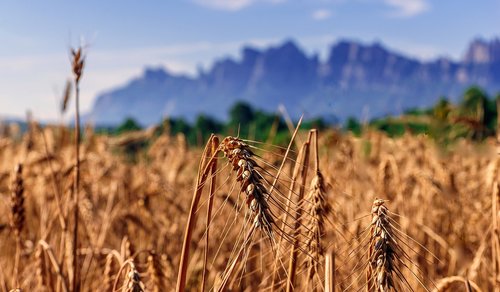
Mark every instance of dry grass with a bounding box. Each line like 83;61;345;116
0;117;497;291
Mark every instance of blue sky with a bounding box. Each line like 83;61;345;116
1;0;499;120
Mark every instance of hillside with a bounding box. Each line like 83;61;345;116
88;38;500;125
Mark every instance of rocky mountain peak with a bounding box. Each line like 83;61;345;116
464;37;500;64
88;38;500;126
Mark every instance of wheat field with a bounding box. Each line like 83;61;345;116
0;47;497;292
0;120;498;291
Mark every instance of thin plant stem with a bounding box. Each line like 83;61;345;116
201;137;220;292
286;131;312;292
176;134;219;292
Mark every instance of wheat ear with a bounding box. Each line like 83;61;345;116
219;136;275;236
103;253;115;292
366;199;396;291
113;260;145;292
10;163;25;289
432;276;481;292
305;129;332;290
124;262;145;292
147;251;164;292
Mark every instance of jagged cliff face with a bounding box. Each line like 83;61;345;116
88;38;500;126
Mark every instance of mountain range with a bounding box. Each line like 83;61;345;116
88;37;500;126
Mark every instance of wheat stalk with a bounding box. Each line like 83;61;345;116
201;138;218;292
35;243;48;291
286;132;311;292
325;249;335;292
38;240;69;292
176;134;219;292
492;105;500;291
70;45;85;292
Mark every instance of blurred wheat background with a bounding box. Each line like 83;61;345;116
0;111;498;291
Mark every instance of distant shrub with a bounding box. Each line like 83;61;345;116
116;117;142;135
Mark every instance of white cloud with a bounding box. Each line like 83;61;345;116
312;9;332;21
195;0;253;11
194;0;285;11
0;34;341;120
0;38;281;120
383;39;443;60
384;0;429;17
0;50;203;120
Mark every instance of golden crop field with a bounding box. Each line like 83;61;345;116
0;48;498;292
0;121;498;291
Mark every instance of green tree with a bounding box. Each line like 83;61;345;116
169;118;192;135
458;86;494;139
460;87;488;120
345;117;362;136
252;111;287;143
433;97;452;121
193;114;223;144
116;117;142;135
302;118;327;131
228;101;255;137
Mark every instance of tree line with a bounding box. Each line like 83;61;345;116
114;86;500;145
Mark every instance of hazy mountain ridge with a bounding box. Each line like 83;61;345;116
89;38;500;125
